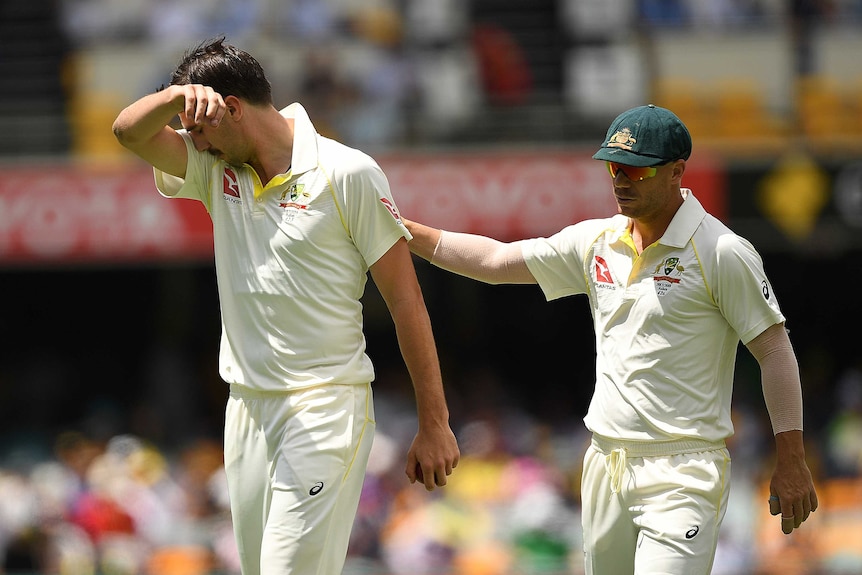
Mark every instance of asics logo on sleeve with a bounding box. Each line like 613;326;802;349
309;482;324;496
685;526;700;539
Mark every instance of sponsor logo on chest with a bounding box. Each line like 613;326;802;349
594;255;616;290
592;254;688;296
223;168;241;204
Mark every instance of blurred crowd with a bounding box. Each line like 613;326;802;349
6;0;862;158
50;0;862;155
0;360;860;575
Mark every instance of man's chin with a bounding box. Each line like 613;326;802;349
210;151;237;166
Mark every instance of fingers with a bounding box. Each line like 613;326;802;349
801;497;812;523
423;463;452;491
768;494;780;516
770;493;817;534
781;515;795;535
405;459;456;491
405;458;421;484
179;84;226;128
405;430;460;491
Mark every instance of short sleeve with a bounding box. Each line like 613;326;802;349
522;224;591;301
712;233;785;344
331;151;409;267
153;131;213;210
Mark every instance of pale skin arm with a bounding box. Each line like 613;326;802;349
402;218;442;261
746;323;819;534
112;84;227;177
369;237;460;491
402;218;535;284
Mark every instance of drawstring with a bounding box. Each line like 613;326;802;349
605;447;627;494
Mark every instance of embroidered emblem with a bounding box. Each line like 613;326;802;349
279;183;310;209
653;257;686;296
606;128;637;150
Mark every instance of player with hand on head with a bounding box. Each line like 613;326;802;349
402;104;817;574
112;37;459;575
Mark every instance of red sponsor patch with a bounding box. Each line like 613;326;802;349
223;168;240;198
595;255;614;284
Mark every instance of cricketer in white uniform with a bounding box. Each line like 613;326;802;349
153;103;396;573
402;105;818;574
112;38;459;575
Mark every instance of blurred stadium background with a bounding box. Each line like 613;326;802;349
1;0;861;574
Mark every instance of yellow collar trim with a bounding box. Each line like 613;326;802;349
252;170;292;199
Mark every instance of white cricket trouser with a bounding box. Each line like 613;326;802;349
224;382;375;575
581;434;731;575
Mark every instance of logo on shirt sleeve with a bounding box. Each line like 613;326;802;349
379;197;402;223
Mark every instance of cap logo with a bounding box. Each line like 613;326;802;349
606;127;637;150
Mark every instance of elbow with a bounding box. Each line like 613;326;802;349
111;111;144;149
112;118;132;147
111;119;128;146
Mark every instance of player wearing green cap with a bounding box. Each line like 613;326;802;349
402;104;818;574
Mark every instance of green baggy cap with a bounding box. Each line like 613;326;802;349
592;104;692;167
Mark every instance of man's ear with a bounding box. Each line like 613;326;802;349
225;95;243;120
673;159;687;182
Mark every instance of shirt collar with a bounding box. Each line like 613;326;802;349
279;102;318;175
611;188;706;249
659;188;706;248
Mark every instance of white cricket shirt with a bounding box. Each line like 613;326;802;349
522;190;784;442
154;103;409;391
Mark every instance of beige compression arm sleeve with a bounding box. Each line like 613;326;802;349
430;230;536;285
746;323;804;434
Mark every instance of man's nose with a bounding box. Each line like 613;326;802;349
613;171;632;186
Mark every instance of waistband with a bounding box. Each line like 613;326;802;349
591;434;726;458
229;382;371;398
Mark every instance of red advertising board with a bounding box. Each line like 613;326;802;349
0;164;214;265
0;151;723;265
378;150;724;240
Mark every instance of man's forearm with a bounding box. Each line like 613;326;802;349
403;219;534;285
747;323;803;434
403;219;441;261
392;300;449;423
112;87;182;147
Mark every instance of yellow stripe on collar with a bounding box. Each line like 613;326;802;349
620;225;637;253
252;170;292;199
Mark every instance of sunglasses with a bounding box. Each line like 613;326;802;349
605;161;661;182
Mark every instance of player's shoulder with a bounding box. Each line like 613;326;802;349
693;213;763;273
564;214;627;242
695;212;750;249
317;135;382;178
529;214;623;255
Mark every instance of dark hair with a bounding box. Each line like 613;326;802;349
169;36;272;105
